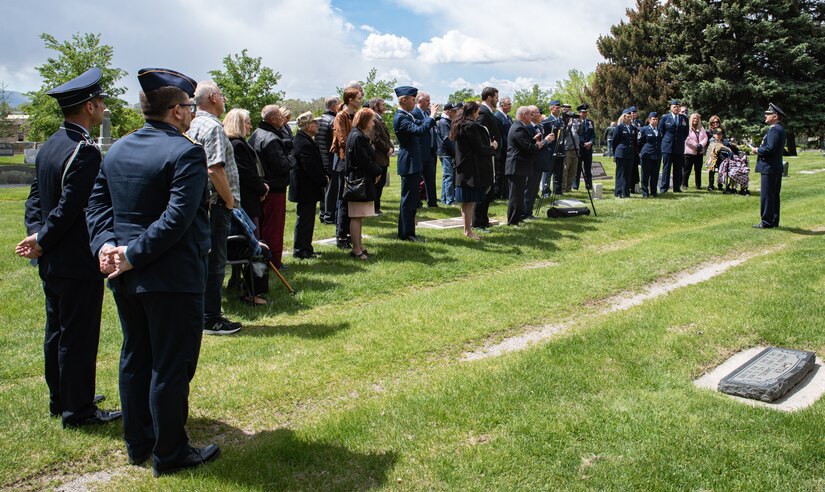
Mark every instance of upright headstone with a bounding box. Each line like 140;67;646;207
24;148;39;164
719;347;816;402
591;161;610;180
0;143;13;156
99;109;112;147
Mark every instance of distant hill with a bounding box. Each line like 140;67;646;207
1;90;30;109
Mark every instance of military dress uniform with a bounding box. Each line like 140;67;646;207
638;112;662;197
411;104;439;207
658;101;689;193
540;107;563;196
393;86;434;240
575;104;595;190
86;68;215;475
612;110;635;198
754;103;787;228
22;68;119;427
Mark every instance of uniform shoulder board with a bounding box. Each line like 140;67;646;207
181;132;201;146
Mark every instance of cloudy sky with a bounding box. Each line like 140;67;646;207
3;0;636;105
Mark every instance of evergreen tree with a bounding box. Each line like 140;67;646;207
586;0;673;129
0;82;13;139
664;0;825;140
23;33;128;141
209;49;283;127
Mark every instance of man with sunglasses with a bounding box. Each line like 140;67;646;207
87;68;220;476
17;67;122;428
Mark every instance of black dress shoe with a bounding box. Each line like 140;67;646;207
51;394;107;418
752;223;773;229
129;450;153;466
154;444;221;477
63;409;123;428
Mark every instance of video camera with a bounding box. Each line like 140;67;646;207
561;111;580;122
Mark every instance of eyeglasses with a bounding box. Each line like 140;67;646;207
169;103;197;113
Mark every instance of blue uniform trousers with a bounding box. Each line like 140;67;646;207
615;157;634;197
760;173;782;227
43;275;103;423
398;172;421;238
641;156;661;197
660;153;684;192
422;157;437;207
113;290;204;467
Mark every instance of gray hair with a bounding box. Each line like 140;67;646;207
261;104;281;122
367;98;384;110
515;106;531;119
193;80;220;107
500;96;512;106
325;96;340;110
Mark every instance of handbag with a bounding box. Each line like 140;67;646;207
342;173;367;200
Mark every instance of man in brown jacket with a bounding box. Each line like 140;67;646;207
368;98;394;215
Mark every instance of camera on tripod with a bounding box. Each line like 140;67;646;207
561;111;580;122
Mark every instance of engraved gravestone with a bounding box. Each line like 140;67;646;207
0;143;13;156
719;347;816;402
590;161;610;180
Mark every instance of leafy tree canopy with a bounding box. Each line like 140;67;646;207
209;49;283;127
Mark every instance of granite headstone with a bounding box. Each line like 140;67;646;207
719;347;816;402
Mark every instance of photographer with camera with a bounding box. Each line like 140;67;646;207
559;104;580;194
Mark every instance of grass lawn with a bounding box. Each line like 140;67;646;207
0;154;26;165
1;153;824;490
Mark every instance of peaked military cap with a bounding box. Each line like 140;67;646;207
764;102;786;118
577;103;589;111
46;67;107;109
137;68;197;97
394;86;417;98
548;99;561;107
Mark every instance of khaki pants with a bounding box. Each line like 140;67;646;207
563;149;578;192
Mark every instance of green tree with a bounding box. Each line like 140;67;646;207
585;0;672;129
512;84;552;110
551;70;595;110
447;88;478;103
281;97;326;117
664;0;825;140
23;32;128;141
114;106;145;137
337;68;399;142
209;49;284;126
0;82;13;138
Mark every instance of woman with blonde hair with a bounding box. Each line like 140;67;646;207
683;112;708;190
344;108;383;259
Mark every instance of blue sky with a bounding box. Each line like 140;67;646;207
3;0;636;105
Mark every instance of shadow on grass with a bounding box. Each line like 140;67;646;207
188;419;398;490
781;227;825;236
241;321;351;339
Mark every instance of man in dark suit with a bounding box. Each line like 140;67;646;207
86;68;219;476
658;99;689;193
290;112;327;258
16;68;122;428
393;86;437;241
524;105;553;218
506;106;554;226
750;103;787;228
575;103;596;191
494;96;513;198
474;87;503;230
411;91;439;207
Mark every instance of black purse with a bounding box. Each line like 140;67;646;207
342;172;367;200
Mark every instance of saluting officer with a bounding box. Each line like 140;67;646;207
638;112;662;197
16;68;122;428
86;68;219;476
658;99;689;193
575;103;595;191
393;86;437;242
750;103;787;228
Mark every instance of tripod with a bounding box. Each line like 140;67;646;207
534;116;597;217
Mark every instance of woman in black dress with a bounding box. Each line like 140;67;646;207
449;101;497;240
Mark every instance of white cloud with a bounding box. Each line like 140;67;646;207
378;68;412;84
362;33;415;60
447;77;473;89
360;24;379;34
418;30;540;64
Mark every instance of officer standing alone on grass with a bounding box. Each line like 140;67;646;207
16;67;122;428
750;103;787;229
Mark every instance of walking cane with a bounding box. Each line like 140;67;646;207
268;261;295;294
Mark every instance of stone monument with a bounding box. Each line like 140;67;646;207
718;347;816;402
